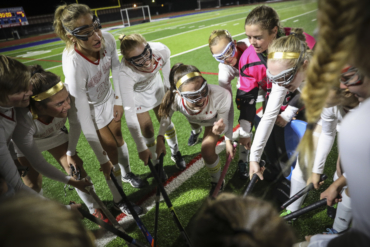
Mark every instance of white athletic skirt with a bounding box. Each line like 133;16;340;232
134;73;165;113
15;130;68;157
90;92;115;130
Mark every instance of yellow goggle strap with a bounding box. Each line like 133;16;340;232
268;52;300;59
209;30;231;44
31;81;65;102
176;72;202;90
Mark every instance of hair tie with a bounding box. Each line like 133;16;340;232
306;123;315;130
31;69;43;77
233;228;254;238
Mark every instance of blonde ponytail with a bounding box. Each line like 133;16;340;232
53;3;92;50
297;0;362;172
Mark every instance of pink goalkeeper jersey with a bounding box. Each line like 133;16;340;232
238;27;316;94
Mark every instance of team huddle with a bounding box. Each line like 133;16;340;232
1;1;370;247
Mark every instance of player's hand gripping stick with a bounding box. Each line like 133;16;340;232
147;156;193;247
281;174;328;210
283;198;328;221
77;207;148;247
110;172;156;247
243;160;266;197
211;142;237;198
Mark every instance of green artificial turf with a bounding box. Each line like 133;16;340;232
4;1;340;246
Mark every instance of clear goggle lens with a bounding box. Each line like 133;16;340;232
340;67;363;86
127;44;153;67
68;16;101;41
212;42;236;63
180;81;209;103
266;67;297;86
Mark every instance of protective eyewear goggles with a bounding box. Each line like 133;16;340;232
212;41;236;63
340;66;363;86
63;15;101;41
180;80;209;104
126;44;153;67
266;67;297;86
266;43;305;86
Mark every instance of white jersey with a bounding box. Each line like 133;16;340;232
218;38;250;91
158;84;233;140
0;106;69;193
250;83;301;162
312;105;352;174
63;31;121;164
13;95;81;157
339;99;370;239
119;42;171;152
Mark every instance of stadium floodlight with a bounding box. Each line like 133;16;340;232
120;5;151;27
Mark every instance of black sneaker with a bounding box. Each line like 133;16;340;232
188;128;202;146
122;172;149;188
114;200;143;215
155;163;168;183
209;180;225;197
237;160;249;180
171;151;186;170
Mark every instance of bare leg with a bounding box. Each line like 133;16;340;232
18;157;42;193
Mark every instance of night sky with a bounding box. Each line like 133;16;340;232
0;0;166;17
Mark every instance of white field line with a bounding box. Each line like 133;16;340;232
179;26;185;29
293;19;299;22
23;52;63;64
95;133;229;247
233;23;239;26
113;2;308;38
46;64;63;71
199;25;205;28
4;42;64;56
189;26;195;28
312;18;316;21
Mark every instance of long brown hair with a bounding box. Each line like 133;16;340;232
0;55;30;104
158;63;202;118
297;0;368;172
29;64;63;109
191;193;295;247
245;5;283;34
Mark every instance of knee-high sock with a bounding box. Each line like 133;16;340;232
117;142;131;177
165;122;178;155
145;136;158;165
38;188;43;196
191;126;202;134
333;190;352;232
287;159;307;212
205;156;221;183
238;145;249;163
105;164;123;203
75;175;98;214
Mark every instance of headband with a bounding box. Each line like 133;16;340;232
176;72;202;90
268;52;300;59
209;30;231;45
31;81;65;101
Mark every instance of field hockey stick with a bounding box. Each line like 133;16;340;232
147;156;193;247
243;160;266;197
153;155;164;247
281;174;328;210
211;142;237;198
77;207;148;247
110;172;156;247
283;198;328;221
86;186;123;230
